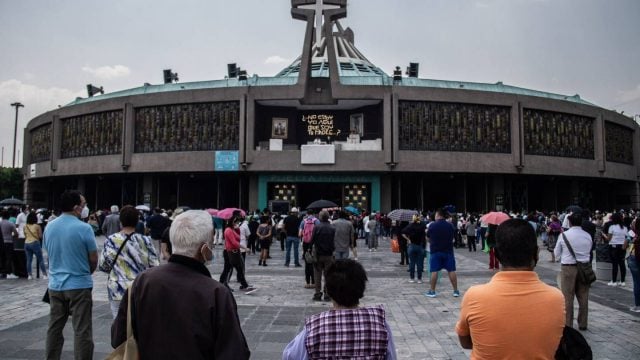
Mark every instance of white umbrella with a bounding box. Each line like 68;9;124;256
135;205;150;212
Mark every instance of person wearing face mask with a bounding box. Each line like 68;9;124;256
111;210;251;359
43;190;98;360
219;216;256;294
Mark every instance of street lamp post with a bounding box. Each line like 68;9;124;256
10;102;24;168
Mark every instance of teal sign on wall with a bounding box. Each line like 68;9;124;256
215;151;239;171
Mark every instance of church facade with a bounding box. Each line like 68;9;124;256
22;0;640;213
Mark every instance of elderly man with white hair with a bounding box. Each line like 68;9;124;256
102;205;122;237
111;210;250;359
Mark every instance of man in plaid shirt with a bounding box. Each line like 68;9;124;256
282;259;397;359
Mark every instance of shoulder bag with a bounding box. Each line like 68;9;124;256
105;288;139;360
555;325;592;360
562;233;596;286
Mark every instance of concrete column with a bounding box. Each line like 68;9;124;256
382;93;398;164
595;113;605;173
239;95;247;165
122;103;134;169
380;175;392;213
245;94;255;165
511;102;523;170
51;115;61;172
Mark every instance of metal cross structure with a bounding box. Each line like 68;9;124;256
10;102;24;168
297;0;343;46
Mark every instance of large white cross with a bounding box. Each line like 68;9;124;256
299;0;342;46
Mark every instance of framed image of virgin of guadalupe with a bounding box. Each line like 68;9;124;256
272;118;288;139
350;113;364;137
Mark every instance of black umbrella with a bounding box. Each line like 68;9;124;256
306;199;338;210
0;197;25;206
565;205;582;214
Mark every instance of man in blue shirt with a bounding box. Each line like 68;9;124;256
425;209;460;298
44;190;97;359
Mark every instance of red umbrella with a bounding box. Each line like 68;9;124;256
206;208;218;216
216;208;246;220
480;211;510;225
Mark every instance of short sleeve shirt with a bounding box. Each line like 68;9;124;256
456;271;564;359
44;214;97;291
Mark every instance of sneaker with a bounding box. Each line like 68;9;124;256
369;249;373;252
42;275;48;280
354;257;358;261
620;282;626;287
417;280;423;284
607;281;616;286
28;275;33;280
294;264;302;267
453;290;461;297
408;279;416;283
242;286;257;295
323;294;331;301
6;274;18;279
425;290;437;298
312;294;322;301
616;281;622;286
630;306;640;313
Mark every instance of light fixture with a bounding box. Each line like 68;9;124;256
238;69;248;81
406;62;419;78
227;63;238;78
86;84;104;97
393;66;402;82
163;69;179;84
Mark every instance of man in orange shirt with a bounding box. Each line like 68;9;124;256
455;218;565;359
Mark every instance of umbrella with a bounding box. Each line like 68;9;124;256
480;211;511;225
0;197;25;206
206;208;218;216
565;205;582;214
135;205;150;212
216;207;246;220
306;199;338;210
344;206;360;215
387;209;419;222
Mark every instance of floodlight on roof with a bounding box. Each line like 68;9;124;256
406;62;419;78
163;69;179;84
86;84;104;97
393;66;402;82
238;69;248;81
227;63;238;78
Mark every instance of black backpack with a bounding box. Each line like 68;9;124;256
555;326;592;360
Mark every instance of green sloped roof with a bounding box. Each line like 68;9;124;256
65;75;593;108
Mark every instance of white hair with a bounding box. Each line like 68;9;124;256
110;205;119;213
170;210;213;256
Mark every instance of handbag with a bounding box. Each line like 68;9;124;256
391;238;400;253
304;245;317;263
42;289;50;303
554;325;592;360
562;233;596;286
105;288;139;360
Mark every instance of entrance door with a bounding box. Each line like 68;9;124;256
296;183;343;210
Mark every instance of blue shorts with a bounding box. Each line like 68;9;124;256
430;251;456;272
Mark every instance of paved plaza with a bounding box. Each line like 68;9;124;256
1;236;639;359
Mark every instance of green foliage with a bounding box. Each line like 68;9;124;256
0;167;23;200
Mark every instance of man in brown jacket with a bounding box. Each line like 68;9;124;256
111;210;250;359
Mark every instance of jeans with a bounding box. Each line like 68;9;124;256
303;242;314;285
334;250;349;260
627;255;640;306
1;242;14;275
408;244;425;280
25;241;47;277
46;288;94;360
285;236;301;266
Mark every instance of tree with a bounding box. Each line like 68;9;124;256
0;167;23;200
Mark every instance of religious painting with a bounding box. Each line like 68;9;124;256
350;113;364;136
272;118;288;139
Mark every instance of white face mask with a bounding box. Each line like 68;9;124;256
80;206;90;219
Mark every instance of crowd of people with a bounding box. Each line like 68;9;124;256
2;191;640;359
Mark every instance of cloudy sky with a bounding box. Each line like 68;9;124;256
1;0;639;167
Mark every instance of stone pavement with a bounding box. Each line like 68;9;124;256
0;236;639;359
